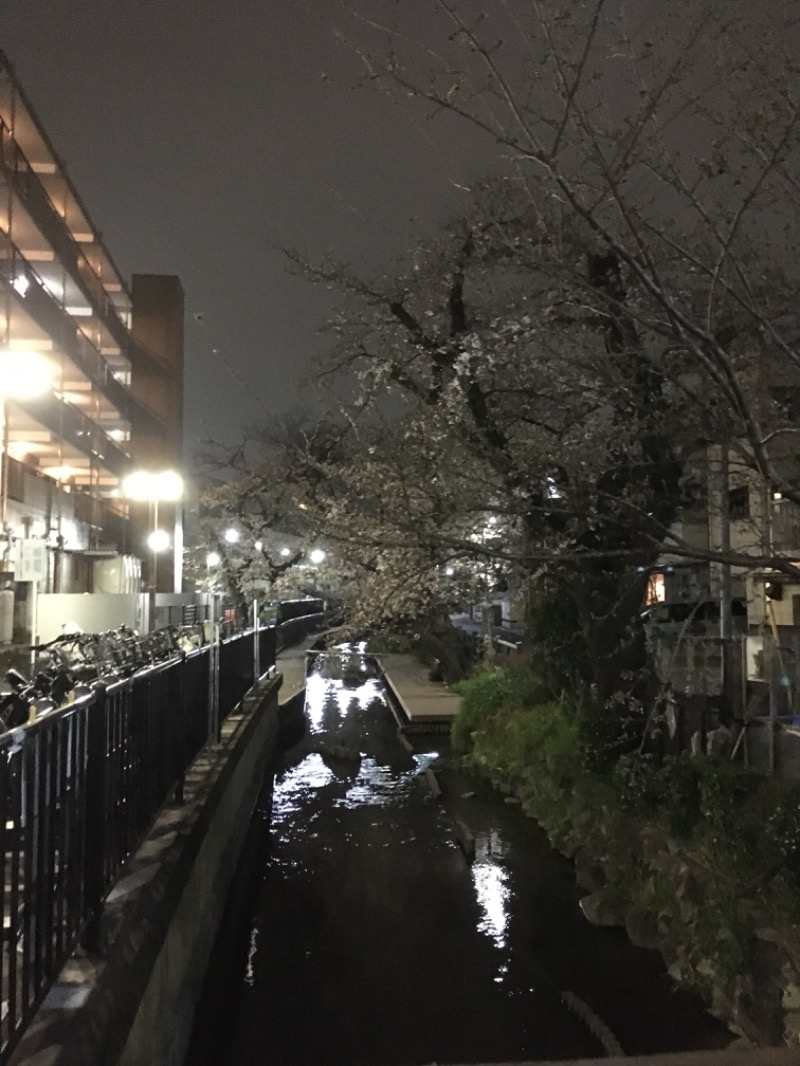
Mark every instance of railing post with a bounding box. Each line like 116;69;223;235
174;653;186;805
253;598;260;691
209;606;221;744
82;684;108;951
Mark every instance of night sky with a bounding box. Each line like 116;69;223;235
3;1;500;458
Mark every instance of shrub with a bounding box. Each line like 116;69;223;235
451;666;550;754
452;666;585;832
764;785;800;881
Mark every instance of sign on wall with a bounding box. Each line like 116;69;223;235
16;538;48;582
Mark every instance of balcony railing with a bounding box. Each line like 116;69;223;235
0;117;131;355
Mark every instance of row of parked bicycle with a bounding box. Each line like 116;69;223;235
0;622;208;732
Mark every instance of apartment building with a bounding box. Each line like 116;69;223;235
0;51;183;607
654;444;800;629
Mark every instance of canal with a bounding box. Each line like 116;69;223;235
184;643;732;1065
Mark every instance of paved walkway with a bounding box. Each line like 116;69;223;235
276;632;321;706
374;652;461;730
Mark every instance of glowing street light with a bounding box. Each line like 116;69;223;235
122;468;184;629
223;527;240;544
309;549;326;565
147;528;171;554
122;469;184;503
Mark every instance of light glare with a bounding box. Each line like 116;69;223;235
147;528;170;553
0;350;52;400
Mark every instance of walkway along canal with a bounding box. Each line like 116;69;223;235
184;643;732;1065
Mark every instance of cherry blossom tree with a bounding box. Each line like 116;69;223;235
334;0;800;505
206;0;800;716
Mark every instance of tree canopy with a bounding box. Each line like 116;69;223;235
203;0;800;704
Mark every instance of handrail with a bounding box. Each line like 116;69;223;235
0;224;168;439
0;627;276;1060
0;115;131;345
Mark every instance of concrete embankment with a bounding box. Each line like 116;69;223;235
375;651;461;731
10;673;282;1066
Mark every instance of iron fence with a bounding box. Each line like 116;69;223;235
1;697;91;1056
276;612;327;651
647;626;800;776
0;625;277;1061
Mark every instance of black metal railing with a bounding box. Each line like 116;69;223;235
1;697;90;1056
0;626;277;1060
276;612;327;651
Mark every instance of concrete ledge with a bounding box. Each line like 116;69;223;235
452;1052;800;1066
374;653;460;732
10;674;281;1066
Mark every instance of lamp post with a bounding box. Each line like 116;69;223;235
122;469;183;631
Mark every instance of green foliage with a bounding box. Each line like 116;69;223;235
452;666;583;834
451;666;557;755
612;753;764;840
525;589;591;696
454;665;800;1003
764;785;800;881
575;694;646;774
693;895;754;987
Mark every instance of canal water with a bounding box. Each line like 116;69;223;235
184;643;731;1065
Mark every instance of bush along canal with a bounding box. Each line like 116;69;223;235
184;643;731;1065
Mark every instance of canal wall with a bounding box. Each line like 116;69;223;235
10;673;282;1066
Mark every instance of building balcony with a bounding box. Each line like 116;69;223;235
0;248;167;442
17;392;130;480
0;118;133;356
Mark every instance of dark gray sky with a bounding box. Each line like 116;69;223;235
3;0;499;458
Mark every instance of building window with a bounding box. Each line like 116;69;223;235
729;486;749;520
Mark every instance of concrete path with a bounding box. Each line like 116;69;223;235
375;652;461;730
276;632;321;706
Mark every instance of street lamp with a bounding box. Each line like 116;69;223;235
122;469;184;629
0;349;52;543
147;528;171;554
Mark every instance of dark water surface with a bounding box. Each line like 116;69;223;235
185;644;731;1066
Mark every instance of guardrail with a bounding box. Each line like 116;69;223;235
0;625;277;1061
276;612;328;651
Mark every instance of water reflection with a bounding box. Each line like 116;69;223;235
244;926;258;987
411;751;440;774
184;640;733;1066
471;830;512;970
304;669;383;733
336;756;415;809
272;753;336;825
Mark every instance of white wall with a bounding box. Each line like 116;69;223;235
36;593;145;643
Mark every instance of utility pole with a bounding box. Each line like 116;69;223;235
720;441;733;642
